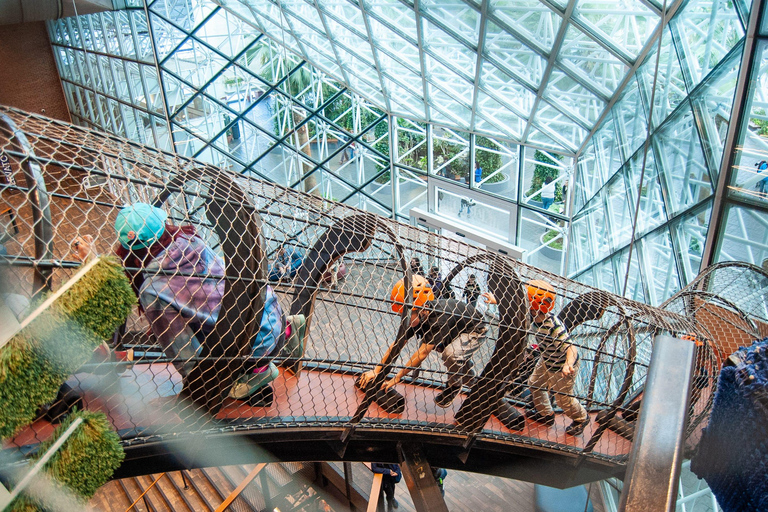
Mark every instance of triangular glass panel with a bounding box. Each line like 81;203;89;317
559;24;628;96
484;20;547;87
473;117;508;139
201;62;268;115
592;113;623;183
377;50;421;82
283;1;325;32
572;0;659;60
652;104;712;216
429;85;473;126
422;17;477;77
612;77;648;160
534;101;587;151
425;55;475;106
489;0;562;53
367;16;421;71
150;0;216;33
480;62;536;118
325;17;375;66
236;41;303;86
368;0;418;41
636;26;688;128
192;8;258;59
526;126;569;153
671;0;744;88
163;37;229;89
544;67;605;127
162;72;198;118
323;1;366;30
476;92;525;139
421;0;481;47
626;147;667;236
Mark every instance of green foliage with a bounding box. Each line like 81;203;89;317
528;150;563;202
475;137;505;184
753;109;768;137
433;138;468;179
9;411;125;511
0;312;92;439
689;236;702;255
55;257;136;341
542;229;564;251
0;257;134;438
223;76;245;87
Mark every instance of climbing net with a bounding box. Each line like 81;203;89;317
1;106;762;466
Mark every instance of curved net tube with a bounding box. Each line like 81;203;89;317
1;106;760;468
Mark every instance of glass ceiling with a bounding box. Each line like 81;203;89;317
212;0;666;154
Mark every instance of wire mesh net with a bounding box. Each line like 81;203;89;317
1;106;766;468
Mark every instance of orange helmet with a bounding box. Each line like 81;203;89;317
680;333;704;346
527;279;556;314
391;275;435;313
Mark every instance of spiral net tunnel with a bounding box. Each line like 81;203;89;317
1;106;766;483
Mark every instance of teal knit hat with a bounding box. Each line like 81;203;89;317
115;203;167;250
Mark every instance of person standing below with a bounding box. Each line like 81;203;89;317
540;176;556;211
433;467;448;497
474;161;483;188
462;274;481;307
371;463;401;511
269;244;303;281
359;276;496;408
427;266;445;298
756;160;768;197
458;197;474;218
410;257;424;277
524;280;589;436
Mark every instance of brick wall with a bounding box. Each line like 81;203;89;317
0;21;70;122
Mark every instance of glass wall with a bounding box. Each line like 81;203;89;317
48;1;573;275
714;33;768;270
48;2;393;218
569;0;750;305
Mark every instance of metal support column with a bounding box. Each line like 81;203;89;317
700;0;766;270
618;335;696;512
344;462;356;512
398;443;448;512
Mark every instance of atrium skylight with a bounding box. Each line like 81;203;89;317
213;0;665;153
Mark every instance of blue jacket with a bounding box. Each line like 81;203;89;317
371;463;402;483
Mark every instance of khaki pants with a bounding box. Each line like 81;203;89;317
441;330;487;387
528;359;587;422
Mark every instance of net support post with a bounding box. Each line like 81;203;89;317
398;443;448;512
618;335;696;512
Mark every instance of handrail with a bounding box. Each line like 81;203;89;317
213;463;266;512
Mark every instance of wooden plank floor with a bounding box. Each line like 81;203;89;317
90;462;607;512
6;364;633;463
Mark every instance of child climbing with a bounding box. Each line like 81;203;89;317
524;280;589;436
358;275;496;408
72;202;306;406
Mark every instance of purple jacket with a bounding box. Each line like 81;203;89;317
139;233;283;371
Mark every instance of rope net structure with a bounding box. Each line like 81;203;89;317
0;106;765;472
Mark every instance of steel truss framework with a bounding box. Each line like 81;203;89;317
31;1;768;509
46;0;582;276
568;0;768;313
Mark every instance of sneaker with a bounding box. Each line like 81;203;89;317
284;314;307;375
229;362;279;399
435;384;462;408
387;498;399;511
285;314;307;359
525;408;555;427
565;417;590;436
